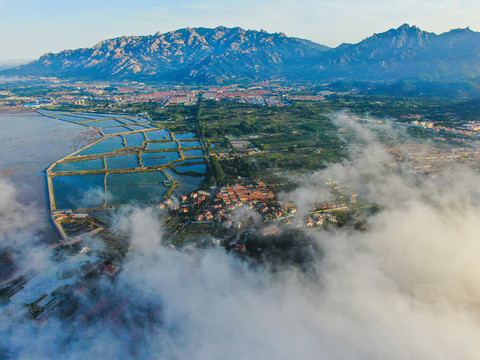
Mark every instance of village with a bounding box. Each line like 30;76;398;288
0;78;328;109
154;180;362;250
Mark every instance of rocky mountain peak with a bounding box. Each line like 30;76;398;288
3;25;480;84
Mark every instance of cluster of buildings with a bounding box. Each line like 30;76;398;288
286;94;326;102
305;213;337;227
159;182;301;227
182;181;358;230
216;182;274;205
195;182;282;223
201;89;325;107
410;120;434;129
1;78;333;110
203;88;270;104
127;91;199;106
462;122;480;132
419;122;480;137
437;124;480;137
299;195;356;228
387;143;480;173
406;117;480;137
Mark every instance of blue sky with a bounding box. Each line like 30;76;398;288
1;0;479;63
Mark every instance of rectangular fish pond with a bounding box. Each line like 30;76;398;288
174;163;207;174
105;154;139;170
86;119;127;128
52;158;105;172
101;126;134;135
106;171;168;186
174;132;196;140
145;129;171;141
179;140;201;148
146;142;178;150
141;151;180;167
182;149;204;158
123;133;147;148
65;113;124;120
51;174;106;210
106;183;169;206
76;136;125;156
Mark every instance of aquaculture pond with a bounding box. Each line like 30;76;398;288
66;113;123;120
179;140;201;148
141;151;180;167
52;174;105;210
106;183;168;206
76;136;124;156
87;119;126;128
127;124;149;131
128;116;148;122
106;171;168;187
0;111;99;238
174;159;205;166
52;113;97;122
145;129;171;141
147;142;178;150
105;155;139;170
66;116;111;123
123;133;146;148
182;149;204;158
116;117;140;124
52;158;105;172
175;164;207;174
37;110;69;115
43;114;91;123
174;132;196;140
38;109;207;212
164;168;203;195
101;126;133;135
39;110;127;121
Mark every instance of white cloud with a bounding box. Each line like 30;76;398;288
3;113;480;359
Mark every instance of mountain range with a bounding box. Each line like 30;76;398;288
3;24;480;84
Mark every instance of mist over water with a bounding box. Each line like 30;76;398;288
0;112;98;242
2;112;480;359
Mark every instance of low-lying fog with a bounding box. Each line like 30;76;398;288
1;113;480;359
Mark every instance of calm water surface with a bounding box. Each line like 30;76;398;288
174;132;196;140
0;111;205;240
147;142;178;150
146;129;171;141
76;136;125;156
0;111;99;238
123;133;146;148
176;164;207;174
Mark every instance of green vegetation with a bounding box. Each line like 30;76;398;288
196;101;347;180
71;94;476;183
205;155;226;186
15;80;478;186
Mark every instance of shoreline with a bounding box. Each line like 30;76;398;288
0;106;32;114
43;110;191;244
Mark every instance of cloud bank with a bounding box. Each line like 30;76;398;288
2;113;480;359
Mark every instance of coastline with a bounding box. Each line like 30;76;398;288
0;106;32;114
0;110;99;243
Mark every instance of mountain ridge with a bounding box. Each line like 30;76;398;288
4;24;480;84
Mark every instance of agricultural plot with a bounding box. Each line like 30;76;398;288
43;110;205;210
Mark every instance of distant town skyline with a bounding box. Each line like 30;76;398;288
1;0;479;64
